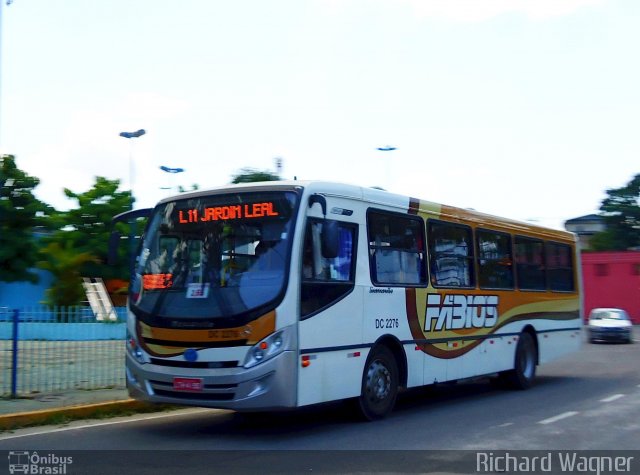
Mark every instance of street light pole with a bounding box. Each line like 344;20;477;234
0;1;15;150
119;129;146;208
119;129;146;266
159;165;185;193
376;145;397;191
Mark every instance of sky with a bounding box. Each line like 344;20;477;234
0;0;638;230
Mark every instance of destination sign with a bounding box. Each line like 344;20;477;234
177;201;280;224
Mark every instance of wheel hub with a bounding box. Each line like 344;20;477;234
367;361;390;401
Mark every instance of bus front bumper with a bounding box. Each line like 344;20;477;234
126;350;297;411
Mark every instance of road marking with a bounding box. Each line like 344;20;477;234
538;411;579;425
0;408;216;441
600;394;624;403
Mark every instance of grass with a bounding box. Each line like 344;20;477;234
0;402;179;432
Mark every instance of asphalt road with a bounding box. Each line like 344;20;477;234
1;334;639;473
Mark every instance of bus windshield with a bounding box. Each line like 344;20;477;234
130;190;299;325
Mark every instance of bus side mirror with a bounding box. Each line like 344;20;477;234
321;220;340;259
107;231;122;266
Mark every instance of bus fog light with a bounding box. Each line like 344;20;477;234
247;374;271;397
126;367;141;388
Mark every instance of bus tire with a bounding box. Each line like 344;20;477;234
356;345;399;421
502;331;537;390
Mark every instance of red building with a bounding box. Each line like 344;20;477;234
581;251;640;324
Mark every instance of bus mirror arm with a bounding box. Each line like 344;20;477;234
107;231;122;266
112;208;153;224
107;208;152;266
309;194;339;258
308;194;327;217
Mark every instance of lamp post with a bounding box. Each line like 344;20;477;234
119;129;146;265
376;145;397;190
159;165;185;193
119;129;146;206
0;0;15;150
274;157;283;177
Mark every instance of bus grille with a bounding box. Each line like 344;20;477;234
150;358;238;369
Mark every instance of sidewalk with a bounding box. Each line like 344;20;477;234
0;387;158;431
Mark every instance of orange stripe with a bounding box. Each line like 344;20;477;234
137;311;277;357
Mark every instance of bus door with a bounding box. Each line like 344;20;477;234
297;196;363;406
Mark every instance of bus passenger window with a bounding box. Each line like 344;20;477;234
515;236;546;290
427;221;475;288
477;230;514;289
546;242;574;291
367;210;426;286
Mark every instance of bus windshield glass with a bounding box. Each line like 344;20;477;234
130;191;299;324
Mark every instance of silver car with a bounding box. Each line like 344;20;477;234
588;308;633;344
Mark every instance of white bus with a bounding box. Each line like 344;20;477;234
123;181;581;420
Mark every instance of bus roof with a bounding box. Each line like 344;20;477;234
157;180;576;242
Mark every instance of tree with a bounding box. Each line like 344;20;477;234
230;168;281;184
590;174;640;251
0;154;53;283
37;241;98;307
39;177;134;295
178;184;200;193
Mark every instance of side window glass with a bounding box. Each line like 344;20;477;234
301;219;356;318
546;242;574;291
515;236;546;290
367;211;426;286
477;230;514;289
428;221;475;288
303;221;354;282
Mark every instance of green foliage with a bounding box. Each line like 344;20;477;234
62;176;133;278
178;183;199;193
589;229;622;251
591;174;640;251
230;167;281;184
38;177;135;305
0;155;54;283
37;241;97;306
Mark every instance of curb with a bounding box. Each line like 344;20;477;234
0;399;164;431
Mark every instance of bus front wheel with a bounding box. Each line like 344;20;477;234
357;345;399;421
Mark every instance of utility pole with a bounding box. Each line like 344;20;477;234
0;1;14;150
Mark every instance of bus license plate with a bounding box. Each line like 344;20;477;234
173;377;203;392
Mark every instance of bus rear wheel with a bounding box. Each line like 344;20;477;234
501;331;537;390
357;345;399;421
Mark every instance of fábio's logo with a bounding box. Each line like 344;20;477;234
425;294;499;332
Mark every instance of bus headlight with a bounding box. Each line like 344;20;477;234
126;328;146;364
243;329;288;369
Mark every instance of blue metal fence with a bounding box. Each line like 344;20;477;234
0;306;128;397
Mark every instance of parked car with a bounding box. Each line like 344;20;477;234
587;308;633;344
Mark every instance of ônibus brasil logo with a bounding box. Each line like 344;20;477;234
7;451;73;474
425;294;499;332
